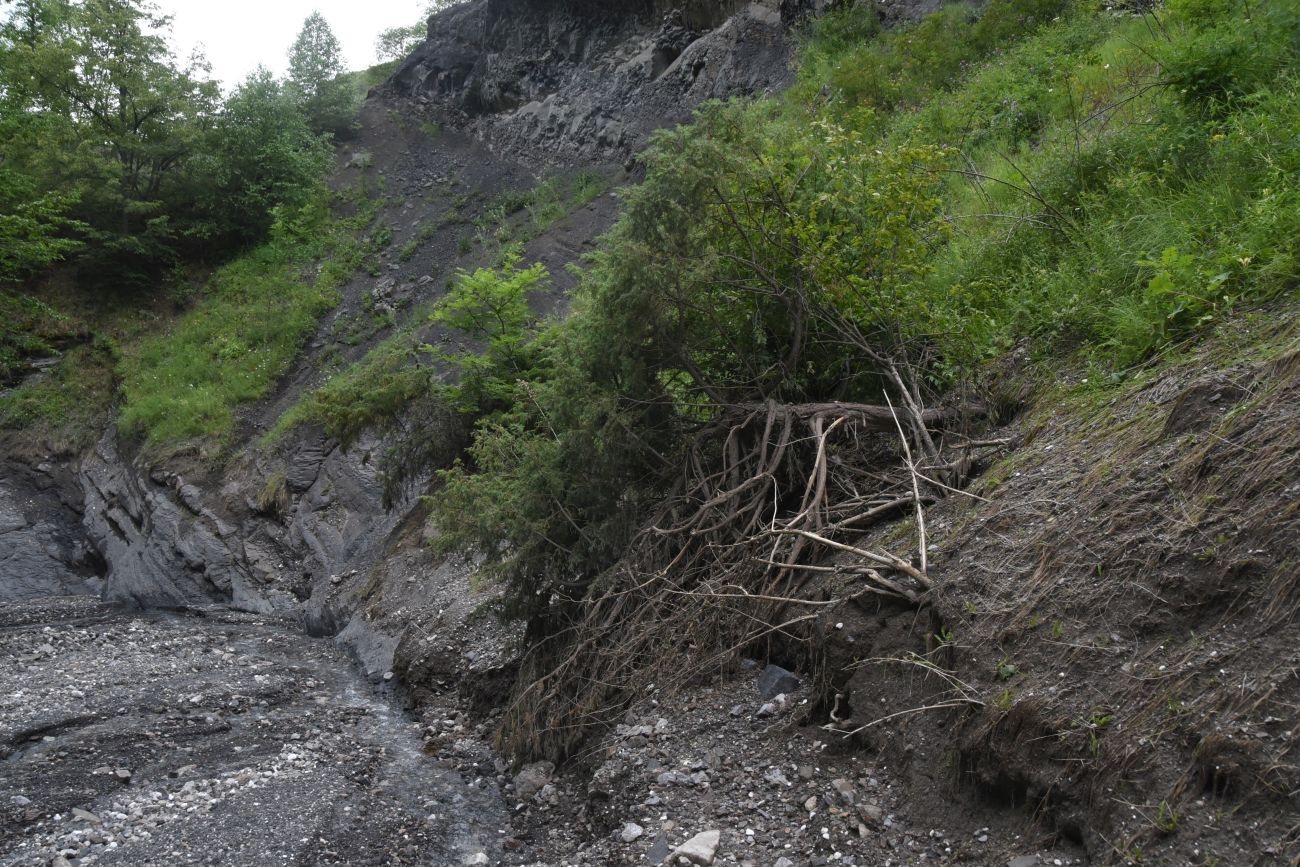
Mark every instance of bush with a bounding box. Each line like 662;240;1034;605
797;0;1072;111
430;0;1300;633
1163;0;1300;110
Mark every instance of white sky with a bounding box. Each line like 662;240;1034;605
155;0;429;89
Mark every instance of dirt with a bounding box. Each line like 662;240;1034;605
420;314;1298;867
790;318;1300;867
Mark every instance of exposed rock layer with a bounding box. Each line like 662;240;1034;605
390;0;823;162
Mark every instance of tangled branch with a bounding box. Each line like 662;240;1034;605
496;384;993;763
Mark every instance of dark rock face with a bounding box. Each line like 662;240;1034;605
0;457;103;601
391;0;820;162
80;431;255;610
75;427;415;620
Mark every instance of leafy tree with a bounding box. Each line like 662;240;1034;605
425;249;550;414
374;22;424;63
190;66;332;245
1;0;65;48
1;0;219;280
287;11;355;137
0;169;83;281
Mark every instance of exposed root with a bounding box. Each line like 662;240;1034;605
496;387;992;763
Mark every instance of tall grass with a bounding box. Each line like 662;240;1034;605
790;0;1299;379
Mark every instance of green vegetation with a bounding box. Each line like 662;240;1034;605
476;170;612;250
193;67;334;246
0;341;116;452
424;250;551;415
0;1;399;450
0;1;365;293
415;0;1299;629
270;248;549;444
115;191;384;451
268;334;428;450
0;290;74;382
287;11;357;137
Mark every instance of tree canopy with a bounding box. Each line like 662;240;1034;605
288;11;356;136
0;0;349;286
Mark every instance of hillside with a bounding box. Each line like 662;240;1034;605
2;0;1298;865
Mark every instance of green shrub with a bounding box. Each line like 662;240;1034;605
1163;0;1300;110
797;0;1071;111
429;0;1300;629
274;339;428;449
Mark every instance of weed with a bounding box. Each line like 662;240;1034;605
0;341;117;452
1086;709;1115;756
569;169;607;208
1155;799;1180;834
257;470;290;516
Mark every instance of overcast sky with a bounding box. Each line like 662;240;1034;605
156;0;429;89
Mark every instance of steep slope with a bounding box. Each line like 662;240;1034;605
389;0;819;162
0;0;839;676
3;1;1296;865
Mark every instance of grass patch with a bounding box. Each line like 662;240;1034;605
116;190;384;453
0;341;117;453
399;207;472;262
477;168;614;249
265;329;427;448
785;0;1300;380
1;280;161;452
0;291;79;384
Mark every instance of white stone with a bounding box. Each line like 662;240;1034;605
671;830;720;865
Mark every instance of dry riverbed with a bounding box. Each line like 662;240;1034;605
0;597;511;866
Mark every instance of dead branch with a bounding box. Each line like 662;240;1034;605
496;388;986;763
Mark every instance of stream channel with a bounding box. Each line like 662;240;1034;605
0;596;510;866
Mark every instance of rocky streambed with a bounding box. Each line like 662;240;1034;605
0;596;515;867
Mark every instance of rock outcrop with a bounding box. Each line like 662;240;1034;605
77;426;413;619
390;0;826;162
0;456;102;601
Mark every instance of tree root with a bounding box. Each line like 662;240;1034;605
495;388;993;764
